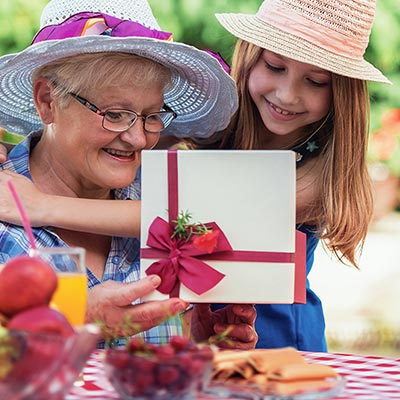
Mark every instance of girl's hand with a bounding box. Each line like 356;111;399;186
0;170;49;226
190;303;258;350
0;143;8;163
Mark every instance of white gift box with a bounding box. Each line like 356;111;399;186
140;150;305;304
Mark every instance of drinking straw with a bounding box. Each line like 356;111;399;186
7;181;37;250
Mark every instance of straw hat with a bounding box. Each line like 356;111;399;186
0;0;238;138
216;0;390;84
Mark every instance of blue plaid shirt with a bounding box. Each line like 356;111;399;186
0;133;183;347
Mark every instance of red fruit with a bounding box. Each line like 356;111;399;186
169;335;191;351
187;358;205;376
134;356;155;374
0;256;58;317
197;345;214;362
127;336;146;353
153;344;175;362
134;371;155;393
7;306;74;337
106;349;131;369
8;330;65;383
157;365;180;385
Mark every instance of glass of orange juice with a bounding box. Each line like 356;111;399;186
29;247;87;326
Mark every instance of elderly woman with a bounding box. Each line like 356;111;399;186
0;0;257;349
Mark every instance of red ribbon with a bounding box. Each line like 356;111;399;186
141;150;303;300
142;218;229;296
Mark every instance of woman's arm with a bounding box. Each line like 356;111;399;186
0;170;140;237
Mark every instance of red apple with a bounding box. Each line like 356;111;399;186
4;324;68;387
7;306;74;337
0;256;58;317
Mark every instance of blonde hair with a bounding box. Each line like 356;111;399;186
200;39;373;267
32;52;171;105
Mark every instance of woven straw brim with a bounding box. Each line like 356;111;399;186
216;13;391;85
0;36;238;138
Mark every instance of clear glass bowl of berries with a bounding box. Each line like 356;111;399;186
0;323;100;400
105;336;215;400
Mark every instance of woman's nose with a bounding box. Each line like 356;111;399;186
119;120;148;149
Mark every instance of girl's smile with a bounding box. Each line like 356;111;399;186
266;99;305;121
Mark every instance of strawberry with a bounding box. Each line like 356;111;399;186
157;365;180;385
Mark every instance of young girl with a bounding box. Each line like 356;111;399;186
192;0;390;351
0;0;390;351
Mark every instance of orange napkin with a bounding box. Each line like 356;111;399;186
268;362;338;381
213;347;306;375
267;378;337;396
212;347;339;393
247;347;306;373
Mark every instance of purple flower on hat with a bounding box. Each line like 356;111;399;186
32;12;173;44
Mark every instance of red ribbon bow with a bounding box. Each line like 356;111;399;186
142;217;231;297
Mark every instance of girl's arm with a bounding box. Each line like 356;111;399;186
0;170;140;237
0;143;8;163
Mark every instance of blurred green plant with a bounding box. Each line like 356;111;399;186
0;0;47;56
368;0;400;129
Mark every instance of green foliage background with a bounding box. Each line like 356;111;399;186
0;0;399;127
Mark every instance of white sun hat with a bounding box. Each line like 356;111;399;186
216;0;390;84
0;0;238;138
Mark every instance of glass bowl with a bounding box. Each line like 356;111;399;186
0;324;100;400
105;338;214;400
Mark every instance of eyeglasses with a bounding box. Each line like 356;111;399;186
68;92;177;133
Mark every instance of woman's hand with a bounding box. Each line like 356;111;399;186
0;170;49;226
85;275;189;338
190;303;258;350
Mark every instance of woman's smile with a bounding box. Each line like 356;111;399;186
102;147;136;162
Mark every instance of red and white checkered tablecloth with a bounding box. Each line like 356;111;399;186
303;352;400;399
66;350;400;400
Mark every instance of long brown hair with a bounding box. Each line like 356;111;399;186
191;39;373;267
318;76;373;267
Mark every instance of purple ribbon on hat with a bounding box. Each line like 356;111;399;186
203;50;230;74
31;12;231;74
32;12;173;44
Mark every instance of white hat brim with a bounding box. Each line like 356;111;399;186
0;35;238;137
216;13;390;84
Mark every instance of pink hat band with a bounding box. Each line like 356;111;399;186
257;0;372;60
215;0;390;83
